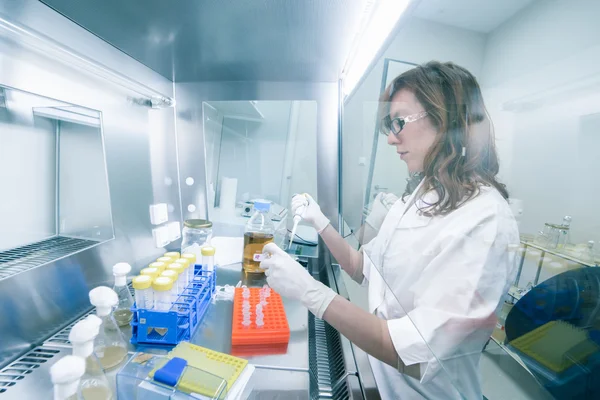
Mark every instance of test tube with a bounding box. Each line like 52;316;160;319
160;270;179;301
174;258;191;288
152;277;174;311
181;253;197;282
201;246;216;273
132;275;154;309
166;264;186;294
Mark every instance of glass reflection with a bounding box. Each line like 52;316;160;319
341;1;600;398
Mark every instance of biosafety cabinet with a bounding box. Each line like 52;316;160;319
1;1;600;399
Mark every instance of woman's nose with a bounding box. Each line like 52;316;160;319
387;132;400;146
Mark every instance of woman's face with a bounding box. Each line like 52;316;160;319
387;89;438;173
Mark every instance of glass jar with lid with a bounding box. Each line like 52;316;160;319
181;219;213;262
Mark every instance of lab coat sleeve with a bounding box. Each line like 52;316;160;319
386;203;518;383
360;240;376;286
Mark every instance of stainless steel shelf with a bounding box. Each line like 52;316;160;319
520;240;598;268
0;236;99;281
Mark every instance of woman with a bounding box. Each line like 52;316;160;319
261;61;520;399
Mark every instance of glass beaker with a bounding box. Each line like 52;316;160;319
535;223;560;248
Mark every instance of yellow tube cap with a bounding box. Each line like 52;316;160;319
164;252;180;260
149;261;167;272
161;270;178;280
167;263;184;274
152;276;173;291
174;258;190;269
140;267;159;278
132;275;152;290
156;256;173;264
201;246;216;256
181;253;197;265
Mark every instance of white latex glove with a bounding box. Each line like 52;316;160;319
291;194;330;233
365;192;399;231
260;243;336;318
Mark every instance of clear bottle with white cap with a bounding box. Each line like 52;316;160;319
69;316;113;400
112;263;134;327
50;355;85;400
88;287;128;370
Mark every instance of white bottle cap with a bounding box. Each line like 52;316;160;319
85;314;103;328
89;286;118;317
50;355;85;400
69;319;100;358
113;262;132;287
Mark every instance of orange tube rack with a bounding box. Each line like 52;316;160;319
231;287;290;346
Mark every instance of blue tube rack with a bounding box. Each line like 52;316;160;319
131;265;216;346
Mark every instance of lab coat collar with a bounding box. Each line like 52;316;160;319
395;180;437;229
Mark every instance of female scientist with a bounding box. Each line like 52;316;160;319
261;61;519;399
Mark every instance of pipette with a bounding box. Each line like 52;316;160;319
289;194;308;249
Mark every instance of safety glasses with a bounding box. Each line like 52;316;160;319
381;111;429;137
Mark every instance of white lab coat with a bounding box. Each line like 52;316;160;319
362;182;519;399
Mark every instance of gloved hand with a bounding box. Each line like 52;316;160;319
291;194;330;233
261;243;336;318
365;192;399;231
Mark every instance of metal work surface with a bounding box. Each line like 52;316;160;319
188;264;311;371
0;262;376;399
40;0;368;82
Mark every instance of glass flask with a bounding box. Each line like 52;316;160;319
112;263;134;327
556;215;573;250
88;286;128;370
50;355;85;400
69;316;113;400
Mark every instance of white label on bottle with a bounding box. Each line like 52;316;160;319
253;253;264;262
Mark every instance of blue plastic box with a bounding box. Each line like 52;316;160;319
131;265;216;346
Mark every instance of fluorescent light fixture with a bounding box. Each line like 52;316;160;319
33;106;102;128
342;0;411;98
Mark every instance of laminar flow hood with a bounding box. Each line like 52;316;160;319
40;0;373;82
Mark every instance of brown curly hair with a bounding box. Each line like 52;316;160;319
378;61;509;215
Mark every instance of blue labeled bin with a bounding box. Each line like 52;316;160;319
131;265;216;346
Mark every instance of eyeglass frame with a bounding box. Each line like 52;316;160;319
381;111;429;137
